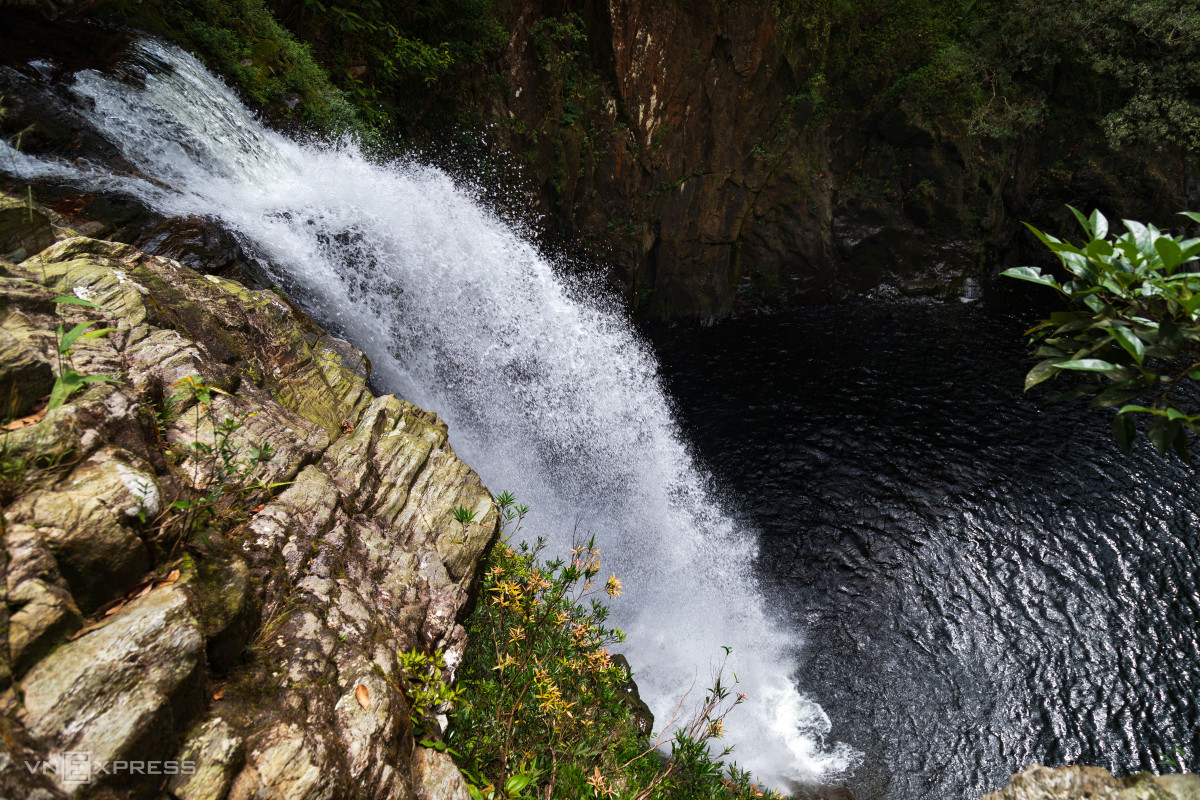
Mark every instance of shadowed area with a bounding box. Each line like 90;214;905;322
653;302;1200;800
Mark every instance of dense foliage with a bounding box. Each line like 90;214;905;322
101;0;362;132
446;494;780;800
265;0;505;131
783;0;1200;150
100;0;1200;156
1004;208;1200;459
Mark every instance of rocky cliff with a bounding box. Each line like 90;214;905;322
0;193;496;800
464;0;1198;318
984;765;1200;800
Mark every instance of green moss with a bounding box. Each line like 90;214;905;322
97;0;363;135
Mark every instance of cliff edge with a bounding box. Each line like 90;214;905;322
0;192;496;800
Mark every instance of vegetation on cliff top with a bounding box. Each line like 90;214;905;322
784;0;1200;151
97;0;1200;157
98;0;504;137
100;0;362;133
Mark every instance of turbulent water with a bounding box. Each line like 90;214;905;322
0;40;857;786
655;303;1200;800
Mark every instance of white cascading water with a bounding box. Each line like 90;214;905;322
1;40;858;787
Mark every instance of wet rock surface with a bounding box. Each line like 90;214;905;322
0;194;498;799
984;765;1200;800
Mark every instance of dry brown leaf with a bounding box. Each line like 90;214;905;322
163;569;181;585
134;582;154;599
355;684;370;710
213;689;225;701
3;408;46;431
104;602;125;617
69;621;111;641
251;504;266;514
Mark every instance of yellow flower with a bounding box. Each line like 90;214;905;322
604;574;622;598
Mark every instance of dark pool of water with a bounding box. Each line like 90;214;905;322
651;300;1200;800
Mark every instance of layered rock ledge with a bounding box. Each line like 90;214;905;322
0;197;497;800
984;764;1200;800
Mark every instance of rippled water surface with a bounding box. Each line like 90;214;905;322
652;302;1200;800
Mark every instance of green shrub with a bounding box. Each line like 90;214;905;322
448;492;781;800
1004;207;1200;458
268;0;506;132
100;0;363;134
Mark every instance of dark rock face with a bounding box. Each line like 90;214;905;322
472;0;1198;319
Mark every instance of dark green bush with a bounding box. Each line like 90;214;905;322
101;0;362;133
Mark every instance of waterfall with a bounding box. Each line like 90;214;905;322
2;39;858;786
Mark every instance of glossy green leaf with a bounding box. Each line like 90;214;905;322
1124;219;1153;255
1024;358;1064;391
1060;251;1095;280
1001;266;1060;289
1086;238;1114;259
58;322;95;354
1093;384;1146;408
1054;358;1118;372
1159;317;1184;349
1068;205;1091;236
1155;237;1183;272
1110;326;1145;364
1148;416;1174;455
53;295;100;307
80;327;116;340
504;774;533;794
1035;344;1068;358
1118;404;1158;415
1049;383;1099;403
48;372;84;411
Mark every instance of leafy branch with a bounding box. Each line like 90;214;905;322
1004;206;1200;458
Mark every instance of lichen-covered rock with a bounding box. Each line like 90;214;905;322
20;584;205;796
411;747;470;800
0;323;54;418
985;765;1200;800
169;718;245;800
5;522;82;677
0;209;498;799
7;446;156;613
